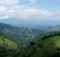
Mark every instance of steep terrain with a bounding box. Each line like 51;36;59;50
20;34;60;57
0;34;19;57
0;23;47;46
0;23;60;57
0;37;18;49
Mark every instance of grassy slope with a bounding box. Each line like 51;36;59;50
0;37;18;49
20;35;60;57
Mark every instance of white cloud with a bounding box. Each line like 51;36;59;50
0;15;8;19
0;6;8;19
0;0;60;21
0;0;19;6
14;8;60;20
0;5;60;20
0;0;36;6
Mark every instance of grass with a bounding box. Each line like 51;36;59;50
0;37;18;49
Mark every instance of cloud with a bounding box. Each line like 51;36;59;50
0;0;19;6
0;5;60;20
0;15;8;19
10;8;60;20
0;0;60;20
0;6;8;19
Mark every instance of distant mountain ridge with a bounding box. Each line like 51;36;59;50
0;23;60;57
1;19;60;27
0;23;43;46
0;23;60;47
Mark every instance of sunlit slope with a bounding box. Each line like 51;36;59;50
20;35;60;57
42;36;60;48
0;36;18;49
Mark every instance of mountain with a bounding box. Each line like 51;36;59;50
0;34;19;57
0;23;60;46
0;23;60;57
0;36;18;49
0;23;47;47
0;19;60;27
20;33;60;57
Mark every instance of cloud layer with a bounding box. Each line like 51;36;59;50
0;0;19;6
0;0;60;20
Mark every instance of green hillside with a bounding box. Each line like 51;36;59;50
20;35;60;57
0;23;60;57
0;37;18;49
0;35;19;57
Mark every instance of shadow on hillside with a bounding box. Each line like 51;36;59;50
48;53;60;57
41;32;60;40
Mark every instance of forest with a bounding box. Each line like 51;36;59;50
0;23;60;57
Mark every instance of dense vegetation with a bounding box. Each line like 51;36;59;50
0;35;19;57
20;35;60;57
0;23;60;57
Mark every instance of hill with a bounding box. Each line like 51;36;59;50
0;23;35;45
0;23;47;47
0;23;60;57
0;37;18;49
0;34;19;57
20;34;60;57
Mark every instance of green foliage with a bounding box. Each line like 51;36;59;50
20;35;60;57
1;23;60;57
30;41;36;46
0;37;18;49
0;35;19;57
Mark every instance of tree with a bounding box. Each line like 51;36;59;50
0;45;8;57
30;41;36;46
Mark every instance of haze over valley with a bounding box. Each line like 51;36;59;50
0;0;60;57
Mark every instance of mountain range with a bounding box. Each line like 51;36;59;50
0;23;46;46
0;23;60;57
0;23;60;45
0;19;60;28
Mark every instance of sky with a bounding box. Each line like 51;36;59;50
0;0;60;26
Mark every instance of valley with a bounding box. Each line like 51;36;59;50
0;23;60;57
